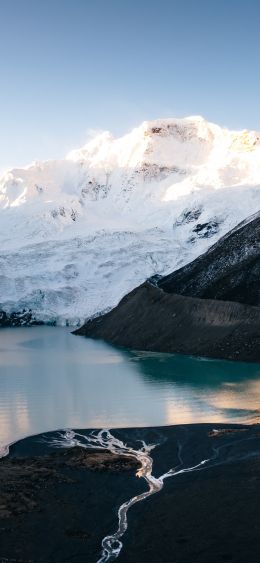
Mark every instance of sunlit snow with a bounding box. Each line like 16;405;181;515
0;116;260;325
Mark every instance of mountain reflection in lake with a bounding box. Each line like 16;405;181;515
0;327;260;449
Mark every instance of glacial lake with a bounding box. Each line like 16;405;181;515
1;326;260;450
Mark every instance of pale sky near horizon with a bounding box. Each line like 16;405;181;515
1;0;260;172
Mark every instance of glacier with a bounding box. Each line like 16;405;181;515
1;115;260;325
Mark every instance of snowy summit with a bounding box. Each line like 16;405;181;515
1;116;260;325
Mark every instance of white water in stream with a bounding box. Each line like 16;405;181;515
50;428;260;562
50;429;211;562
0;424;256;562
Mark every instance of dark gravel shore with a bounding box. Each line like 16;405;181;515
0;424;260;563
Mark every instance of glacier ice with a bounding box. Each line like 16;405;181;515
1;116;260;325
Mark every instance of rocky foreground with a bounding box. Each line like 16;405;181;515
0;424;260;562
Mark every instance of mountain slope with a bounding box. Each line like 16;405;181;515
1;116;260;324
75;282;260;362
75;212;260;361
159;212;260;306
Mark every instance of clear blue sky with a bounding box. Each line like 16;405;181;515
1;0;260;171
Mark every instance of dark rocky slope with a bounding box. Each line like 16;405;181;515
159;211;260;305
75;283;260;362
75;212;260;362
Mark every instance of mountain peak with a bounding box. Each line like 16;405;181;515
1;115;260;324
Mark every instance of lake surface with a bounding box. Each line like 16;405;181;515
1;326;260;449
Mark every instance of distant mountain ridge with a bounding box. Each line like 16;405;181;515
1;116;260;324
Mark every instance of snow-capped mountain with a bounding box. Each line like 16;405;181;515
1;115;260;325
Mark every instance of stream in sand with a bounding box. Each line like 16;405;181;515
50;427;260;562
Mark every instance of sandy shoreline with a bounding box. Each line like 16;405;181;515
0;423;260;562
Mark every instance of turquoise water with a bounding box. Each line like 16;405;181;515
0;326;260;448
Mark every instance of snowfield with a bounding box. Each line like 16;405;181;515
1;115;260;325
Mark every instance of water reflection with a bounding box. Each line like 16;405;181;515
129;350;260;387
0;327;260;449
129;351;260;425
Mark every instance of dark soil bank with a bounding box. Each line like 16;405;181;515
1;424;260;563
75;283;260;362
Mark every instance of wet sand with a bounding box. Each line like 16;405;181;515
0;424;260;562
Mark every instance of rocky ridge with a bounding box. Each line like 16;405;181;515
159;211;260;306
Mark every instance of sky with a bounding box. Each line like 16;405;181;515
1;0;260;172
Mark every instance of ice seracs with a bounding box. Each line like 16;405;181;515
0;116;260;325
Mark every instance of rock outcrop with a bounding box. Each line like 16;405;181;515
0;310;43;327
